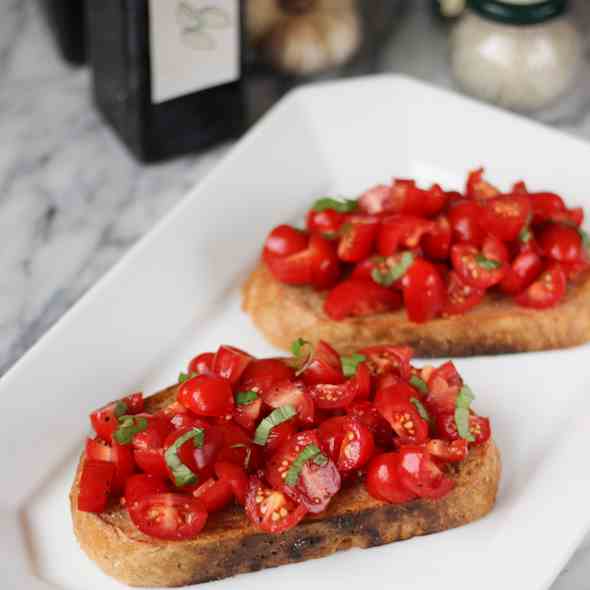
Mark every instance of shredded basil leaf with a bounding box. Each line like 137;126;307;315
114;400;128;418
291;338;310;358
409;375;428;394
341;353;366;378
164;427;204;487
519;227;532;243
290;338;314;376
235;390;258;405
475;254;501;270
254;405;297;446
113;415;148;445
455;385;476;442
285;444;328;486
410;397;431;424
371;251;415;286
312;197;358;213
178;371;198;384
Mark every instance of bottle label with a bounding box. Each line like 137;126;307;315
148;0;240;104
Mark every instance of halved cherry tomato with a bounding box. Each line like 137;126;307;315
449;200;485;246
426;361;462;414
358;184;393;215
539;224;582;263
188;352;215;376
78;460;116;513
443;270;485;316
386;179;446;217
530;192;566;224
514;263;566;309
359;346;413;380
324;279;402;321
308;234;341;289
338;216;379;262
451;236;507;289
365;453;416;504
265;419;298;455
499;249;543;295
238;358;295;395
245;476;307;533
422;214;451;260
128;493;208;540
318;416;375;471
214;461;249;505
85;437;135;494
124;473;169;506
215;422;260;472
300;340;344;386
232;396;263;432
421;184;449;217
426;438;468;462
132;415;174;478
262;379;315;424
308;379;358;410
90;393;144;443
307;208;348;236
348;401;395;449
397;445;454;499
465;168;500;200
374;384;429;444
480;195;531;242
178;375;234;417
353;362;372;399
263;224;308;262
377;215;434;256
193;477;234;513
401;258;445;323
436;412;491;446
266;431;341;513
213;345;253;385
158;401;196;430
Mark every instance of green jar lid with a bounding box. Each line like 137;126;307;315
468;0;567;24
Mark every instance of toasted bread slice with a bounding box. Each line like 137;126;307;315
242;262;590;357
71;384;501;587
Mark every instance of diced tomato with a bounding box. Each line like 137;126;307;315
538;224;583;263
318;416;375;471
307;208;348;236
359;345;413;380
499;249;543;295
193;477;234;513
426;438;469;462
465;168;500;200
358;184;393;215
262;379;315;424
374;383;429;444
90;393;144;443
435;412;491;446
297;340;344;386
324;279;402;321
158;401;197;430
530;192;566;224
308;233;342;289
425;361;462;414
128;493;208;540
337;216;379;262
348;402;395;449
212;345;253;385
308;378;358;410
214;461;249;505
448;200;485;246
232;396;263;432
215;422;260;472
178;375;234;418
353;362;372;399
263;224;308;262
377;215;434;256
514;263;566;309
401;258;445;323
124;473;169;507
265;431;341;513
366;453;416;504
264;419;298;455
85;437;135;494
245;476;307;533
479;195;531;242
132;415;173;478
422;214;451;260
443;270;485;316
421;184;449;217
188;352;215;376
78;460;116;513
238;358;295;396
451;236;507;290
397;445;454;500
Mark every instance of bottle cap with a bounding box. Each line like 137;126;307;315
468;0;567;24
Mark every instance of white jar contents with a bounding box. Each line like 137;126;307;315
451;0;581;112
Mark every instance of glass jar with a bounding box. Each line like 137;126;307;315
451;0;582;112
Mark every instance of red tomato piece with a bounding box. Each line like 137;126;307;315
448;200;485;246
538;224;582;263
265;431;341;513
263;224;308;262
530;192;566;224
299;340;344;386
306;208;348;236
265;419;298;455
215;422;260;472
421;184;449;217
451;237;506;290
443;270;485;316
124;474;169;507
188;352;215;376
337;216;379;262
377;215;435;256
178;375;234;417
308;233;342;289
245;476;307;533
514;263;566;309
262;379;315;424
374;383;430;444
132;415;174;478
214;461;249;505
499;249;543;295
232;396;263;432
397;445;454;499
435;412;491;446
479;195;531;242
348;402;395;449
426;438;469;462
90;393;144;443
324;279;403;321
401;258;445;323
318;416;375;472
358;184;393;215
365;453;416;504
465;168;500;200
238;358;295;395
426;361;462;414
308;379;358;410
85;437;135;494
78;460;116;513
128;493;208;540
422;214;452;260
359;345;413;380
353;362;372;399
193;477;234;513
158;401;197;430
213;345;253;385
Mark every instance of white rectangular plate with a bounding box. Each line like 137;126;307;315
3;75;590;590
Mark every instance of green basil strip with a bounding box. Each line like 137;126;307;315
285;444;328;486
475;254;502;270
291;338;314;376
164;427;204;487
254;405;297;446
341;353;366;378
113;415;148;445
519;227;532;243
409;375;428;394
312;197;358;213
410;397;431;425
579;228;590;254
178;371;198;384
229;443;252;470
455;385;476;442
235;390;258;405
114;400;128;418
371;251;415;286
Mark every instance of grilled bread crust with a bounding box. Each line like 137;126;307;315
242;262;590;356
71;385;501;587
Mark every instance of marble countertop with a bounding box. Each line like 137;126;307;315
2;1;590;587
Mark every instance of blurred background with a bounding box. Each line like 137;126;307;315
1;0;589;366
